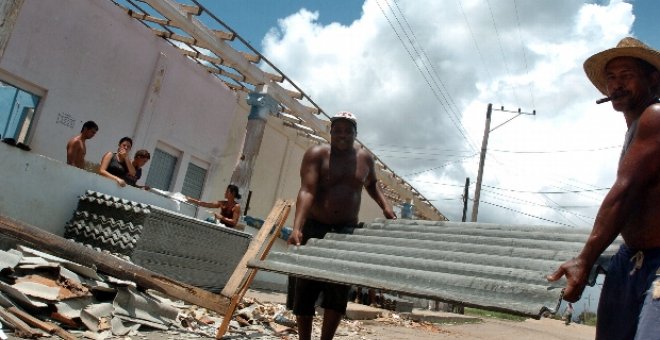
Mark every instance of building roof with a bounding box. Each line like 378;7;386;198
108;0;445;220
250;219;620;318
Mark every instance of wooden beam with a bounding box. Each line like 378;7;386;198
8;307;77;340
279;86;303;100
126;9;171;26
151;28;196;45
180;48;224;65
0;215;231;315
0;306;44;338
178;4;201;16
217;199;292;338
212;29;235;41
221;199;292;297
240;51;261;63
141;0;327;133
264;71;284;83
204;65;245;83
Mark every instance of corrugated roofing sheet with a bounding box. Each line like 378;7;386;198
250;219;621;318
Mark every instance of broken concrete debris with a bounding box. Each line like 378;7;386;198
0;245;449;339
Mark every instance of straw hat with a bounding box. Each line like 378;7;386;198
583;37;660;96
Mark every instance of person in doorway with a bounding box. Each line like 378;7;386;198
547;37;660;339
66;120;98;169
98;137;136;187
186;184;241;228
124;149;150;189
287;111;396;340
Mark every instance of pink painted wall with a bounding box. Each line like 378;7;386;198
0;0;241;193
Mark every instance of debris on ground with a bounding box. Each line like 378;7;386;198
0;245;448;339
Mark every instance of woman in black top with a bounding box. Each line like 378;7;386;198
99;137;136;187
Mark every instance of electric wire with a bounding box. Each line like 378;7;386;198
375;0;475;150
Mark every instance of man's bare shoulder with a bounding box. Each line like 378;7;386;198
638;102;660;135
67;136;83;148
304;144;330;157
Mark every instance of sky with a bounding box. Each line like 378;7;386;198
192;0;659;228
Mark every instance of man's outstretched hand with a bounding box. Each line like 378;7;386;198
546;257;590;303
288;229;303;246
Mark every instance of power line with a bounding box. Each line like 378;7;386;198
488;145;621;154
480;188;596;221
480;184;610;194
473;199;574;227
457;0;501;104
480;190;595;225
485;0;520;104
512;0;535;109
402;152;479;177
375;0;476;151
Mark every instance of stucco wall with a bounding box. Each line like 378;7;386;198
0;0;241;198
0;142;193;235
0;0;392;232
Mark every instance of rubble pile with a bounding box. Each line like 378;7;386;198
0;245;447;339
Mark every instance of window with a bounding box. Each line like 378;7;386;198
0;80;40;143
181;163;207;199
145;148;178;191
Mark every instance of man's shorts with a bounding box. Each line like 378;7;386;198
597;244;660;339
290;219;357;316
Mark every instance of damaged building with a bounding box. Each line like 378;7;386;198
0;0;617;339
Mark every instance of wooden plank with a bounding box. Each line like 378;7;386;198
179;4;202;16
216;199;292;338
8;307;77;340
264;71;284;83
180;48;224;65
212;29;235;41
0;306;44;338
221;199;292;297
126;9;171;26
204;65;245;83
151;28;197;45
0;215;230;315
240;51;261;64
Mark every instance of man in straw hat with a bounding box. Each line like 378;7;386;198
547;37;660;339
288;111;396;340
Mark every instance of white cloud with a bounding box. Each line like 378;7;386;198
261;0;635;226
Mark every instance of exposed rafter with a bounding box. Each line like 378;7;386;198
110;0;447;221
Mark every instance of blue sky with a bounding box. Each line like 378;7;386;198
202;0;659;52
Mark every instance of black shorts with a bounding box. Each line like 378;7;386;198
290;219;357;316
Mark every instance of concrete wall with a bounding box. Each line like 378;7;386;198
0;0;242;198
0;142;193;235
0;0;391;233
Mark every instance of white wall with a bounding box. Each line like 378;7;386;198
0;0;241;197
0;142;192;236
0;0;391;233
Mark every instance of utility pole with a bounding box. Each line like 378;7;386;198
471;104;536;222
462;177;469;222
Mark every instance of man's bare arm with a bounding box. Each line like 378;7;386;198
289;147;322;245
364;153;396;219
548;105;660;301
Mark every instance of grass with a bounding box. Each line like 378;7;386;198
464;307;528;321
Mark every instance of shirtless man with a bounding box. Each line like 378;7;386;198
547;37;660;339
288;111;396;340
66;120;98;168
